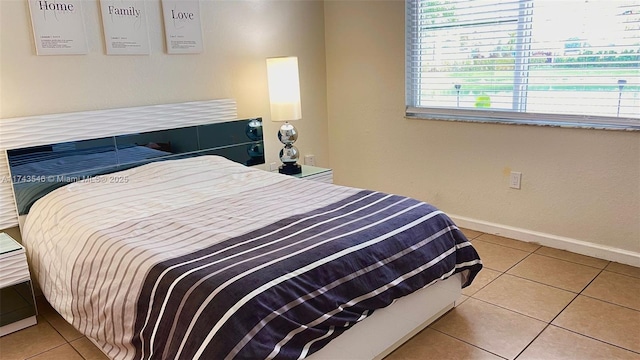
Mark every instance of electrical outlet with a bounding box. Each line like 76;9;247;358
304;155;316;166
269;162;278;171
509;171;522;189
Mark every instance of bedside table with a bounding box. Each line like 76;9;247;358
290;165;333;184
0;232;37;336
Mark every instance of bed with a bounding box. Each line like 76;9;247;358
3;100;482;360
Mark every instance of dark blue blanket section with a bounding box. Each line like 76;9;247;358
132;190;482;359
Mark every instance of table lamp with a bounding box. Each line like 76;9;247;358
266;56;302;175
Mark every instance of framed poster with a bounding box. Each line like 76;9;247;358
100;0;150;55
161;0;203;54
28;0;88;55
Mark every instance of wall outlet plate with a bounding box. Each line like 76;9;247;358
304;155;316;166
509;171;522;189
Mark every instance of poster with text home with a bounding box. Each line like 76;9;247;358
161;0;203;54
28;0;88;55
100;0;150;55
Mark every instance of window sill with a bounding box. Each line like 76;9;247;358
405;108;640;131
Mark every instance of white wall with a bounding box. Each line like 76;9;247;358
324;0;640;258
0;0;329;169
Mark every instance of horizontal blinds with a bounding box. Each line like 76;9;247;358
406;0;640;127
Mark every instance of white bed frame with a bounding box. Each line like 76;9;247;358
1;100;462;359
308;273;461;359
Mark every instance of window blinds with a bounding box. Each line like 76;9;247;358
406;0;640;128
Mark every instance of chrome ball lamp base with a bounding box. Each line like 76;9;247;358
277;122;302;175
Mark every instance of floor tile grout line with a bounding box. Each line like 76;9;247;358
70;341;86;360
32;305;83;359
492;251;607;294
473;236;542;253
460;239;531;281
428;327;509;360
578;293;640;313
468;295;577;324
498;249;535;274
471;238;540;254
543;291;580;325
576;267;606;295
512;322;553;360
601;268;640;280
464;253;637;306
530;251;610;270
549;324;640;355
499;272;583;294
462;270;505;298
474;235;623;272
36;298;88;342
517;251;609;271
21;342;78;360
542;266;606;326
570;264;640;321
510;316;640;360
464;234;483;241
36;297;128;360
67;339;90;360
462;234;529;304
458;227;483;241
603;268;640;280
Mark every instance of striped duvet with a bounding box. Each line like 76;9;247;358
22;156;482;360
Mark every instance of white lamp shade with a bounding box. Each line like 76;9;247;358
266;56;302;122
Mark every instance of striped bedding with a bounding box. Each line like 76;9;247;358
22;155;482;360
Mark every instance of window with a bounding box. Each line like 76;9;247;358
406;0;640;129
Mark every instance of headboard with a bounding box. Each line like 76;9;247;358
0;99;264;229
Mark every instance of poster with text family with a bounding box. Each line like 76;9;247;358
100;0;150;55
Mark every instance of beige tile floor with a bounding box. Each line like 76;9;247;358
0;228;638;359
387;229;640;360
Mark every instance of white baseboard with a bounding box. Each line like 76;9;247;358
449;214;640;267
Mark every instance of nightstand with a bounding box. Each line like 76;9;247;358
290;165;333;184
0;232;37;336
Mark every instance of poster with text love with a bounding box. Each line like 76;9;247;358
161;0;203;54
